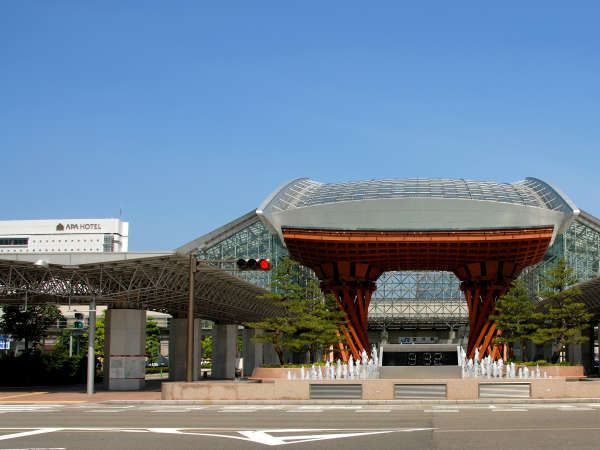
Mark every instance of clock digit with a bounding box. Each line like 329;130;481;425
433;352;443;366
408;352;417;366
423;352;432;366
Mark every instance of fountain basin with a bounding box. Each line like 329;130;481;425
162;377;599;401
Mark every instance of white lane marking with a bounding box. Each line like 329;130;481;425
151;409;189;413
323;406;363;410
0;428;61;441
275;430;397;445
80;405;135;409
492;408;528;412
0;427;435;446
287;409;323;413
219;410;258;413
222;406;259;409
0;409;55;411
236;429;433;446
0;409;58;414
0;406;57;409
356;409;392;413
432;405;466;409
0;404;64;407
84;409;126;413
238;431;286;445
423;409;459;413
559;407;594;411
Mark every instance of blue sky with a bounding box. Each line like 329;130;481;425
2;2;599;251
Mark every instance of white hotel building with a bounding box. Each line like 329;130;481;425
0;218;128;255
0;218;172;356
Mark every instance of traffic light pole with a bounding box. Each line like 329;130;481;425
87;296;96;395
186;255;195;383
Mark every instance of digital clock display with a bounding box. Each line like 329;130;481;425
381;351;458;366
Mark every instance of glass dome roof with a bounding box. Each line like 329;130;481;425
260;177;576;215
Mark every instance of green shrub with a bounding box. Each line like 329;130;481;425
261;362;331;368
507;359;580;366
0;351;99;386
145;367;168;375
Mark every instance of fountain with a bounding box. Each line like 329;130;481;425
281;344;555;382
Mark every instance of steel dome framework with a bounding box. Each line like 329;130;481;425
258;177;579;361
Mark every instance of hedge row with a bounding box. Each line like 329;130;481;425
0;352;97;386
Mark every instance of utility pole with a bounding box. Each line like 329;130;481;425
187;255;196;383
87;296;96;395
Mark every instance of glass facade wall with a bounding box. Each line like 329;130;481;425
521;217;600;295
373;271;462;302
197;214;599;328
196;220;289;289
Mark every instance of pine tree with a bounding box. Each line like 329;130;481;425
490;279;540;361
244;257;348;364
530;258;593;363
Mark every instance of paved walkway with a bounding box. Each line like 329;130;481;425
2;378;599;405
0;379;163;403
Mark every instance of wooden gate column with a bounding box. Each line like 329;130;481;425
318;262;380;361
454;261;522;360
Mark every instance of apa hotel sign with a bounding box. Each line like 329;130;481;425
56;223;102;232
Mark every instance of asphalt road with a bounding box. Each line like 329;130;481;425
1;402;600;449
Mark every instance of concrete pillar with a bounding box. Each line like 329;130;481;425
448;328;456;344
168;318;201;381
104;309;146;391
568;332;583;364
263;338;279;365
240;329;279;371
543;342;553;362
242;328;261;377
212;324;237;379
581;324;596;376
526;340;539;361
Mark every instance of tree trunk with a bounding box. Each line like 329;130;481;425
309;344;318;364
520;340;529;362
505;343;513;361
274;346;285;365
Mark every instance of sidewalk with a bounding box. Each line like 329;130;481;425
1;378;599;405
0;379;163;403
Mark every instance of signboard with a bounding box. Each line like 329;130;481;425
381;345;458;366
379;344;462;378
109;356;145;380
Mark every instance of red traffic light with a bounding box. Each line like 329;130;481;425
236;258;271;270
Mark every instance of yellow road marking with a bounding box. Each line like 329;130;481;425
0;392;47;400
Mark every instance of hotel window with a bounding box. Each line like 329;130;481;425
0;238;28;246
103;235;114;252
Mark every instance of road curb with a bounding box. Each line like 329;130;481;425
102;397;600;406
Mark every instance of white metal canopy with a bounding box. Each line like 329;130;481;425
0;252;278;323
